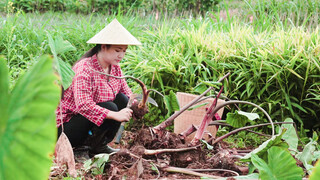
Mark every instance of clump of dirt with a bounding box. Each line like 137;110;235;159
127;127;186;149
103;127;247;179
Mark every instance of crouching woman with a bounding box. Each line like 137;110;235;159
56;19;141;156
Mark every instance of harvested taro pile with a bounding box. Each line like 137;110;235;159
101;127;248;179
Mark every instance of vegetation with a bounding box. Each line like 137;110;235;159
0;0;319;179
1;0;319;137
1;0;221;15
0;56;60;179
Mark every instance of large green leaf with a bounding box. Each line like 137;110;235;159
281;118;298;152
251;146;304;180
0;57;9;133
47;33;75;90
242;130;288;162
164;90;180;116
226;110;259;128
310;159;320;180
0;55;60;180
55;57;75;90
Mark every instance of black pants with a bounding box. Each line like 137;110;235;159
58;93;128;147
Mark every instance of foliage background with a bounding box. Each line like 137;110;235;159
0;0;319;138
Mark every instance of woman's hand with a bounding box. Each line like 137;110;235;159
107;108;133;122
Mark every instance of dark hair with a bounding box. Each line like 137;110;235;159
74;44;111;65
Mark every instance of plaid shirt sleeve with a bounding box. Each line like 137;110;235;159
73;72;109;126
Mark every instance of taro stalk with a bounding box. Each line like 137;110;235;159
152;72;230;136
190;86;224;145
88;67;161;119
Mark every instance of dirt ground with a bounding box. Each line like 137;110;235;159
50;127;251;179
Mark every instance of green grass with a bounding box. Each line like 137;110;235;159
0;0;319;136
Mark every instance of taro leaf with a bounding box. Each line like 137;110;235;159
164;90;180;116
52;36;77;55
281;118;298;152
226;110;258;128
241;129;288;162
232;173;259;179
90;153;111;175
251;146;304;180
295;139;318;174
0;57;9;132
0;56;60;179
238;111;259;120
83;159;93;171
200;139;213;150
55;57;75;90
47;33;75;90
310;159;320;180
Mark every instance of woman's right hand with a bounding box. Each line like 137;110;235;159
107;108;133;122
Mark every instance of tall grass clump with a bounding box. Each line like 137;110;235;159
123;18;320;133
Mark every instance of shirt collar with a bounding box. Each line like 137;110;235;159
90;54;117;75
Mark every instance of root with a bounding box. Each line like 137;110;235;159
162;166;222;179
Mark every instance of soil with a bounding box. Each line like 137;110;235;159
50;128;251;179
49;128;251;179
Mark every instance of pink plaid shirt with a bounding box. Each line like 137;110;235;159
56;54;132;127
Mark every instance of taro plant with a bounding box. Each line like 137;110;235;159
0;56;60;179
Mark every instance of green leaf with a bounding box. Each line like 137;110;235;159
55;57;75;90
83;159;93;171
310;159;320;180
47;33;76;56
53;36;77;55
200;140;213;150
193;83;208;94
47;33;75;90
0;57;9;134
188;102;208;111
281;118;298;152
198;80;222;88
94;153;111;169
251;154;273;178
295;139;318;174
252;146;303;180
164;90;180;116
233;173;259;179
0;55;60;180
226;110;258;128
242;130;289;162
238;111;259;121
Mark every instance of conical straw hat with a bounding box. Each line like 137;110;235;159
87;19;141;45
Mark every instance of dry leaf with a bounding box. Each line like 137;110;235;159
54;132;77;177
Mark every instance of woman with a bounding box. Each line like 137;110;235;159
56;19;141;155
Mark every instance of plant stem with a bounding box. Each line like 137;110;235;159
210;100;275;137
162;166;221;179
152;72;230;135
191;86;224;145
144;146;197;155
208;122;294;145
211;122;271;137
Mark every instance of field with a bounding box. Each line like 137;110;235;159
0;0;320;179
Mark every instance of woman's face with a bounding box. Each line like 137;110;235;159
100;44;128;66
